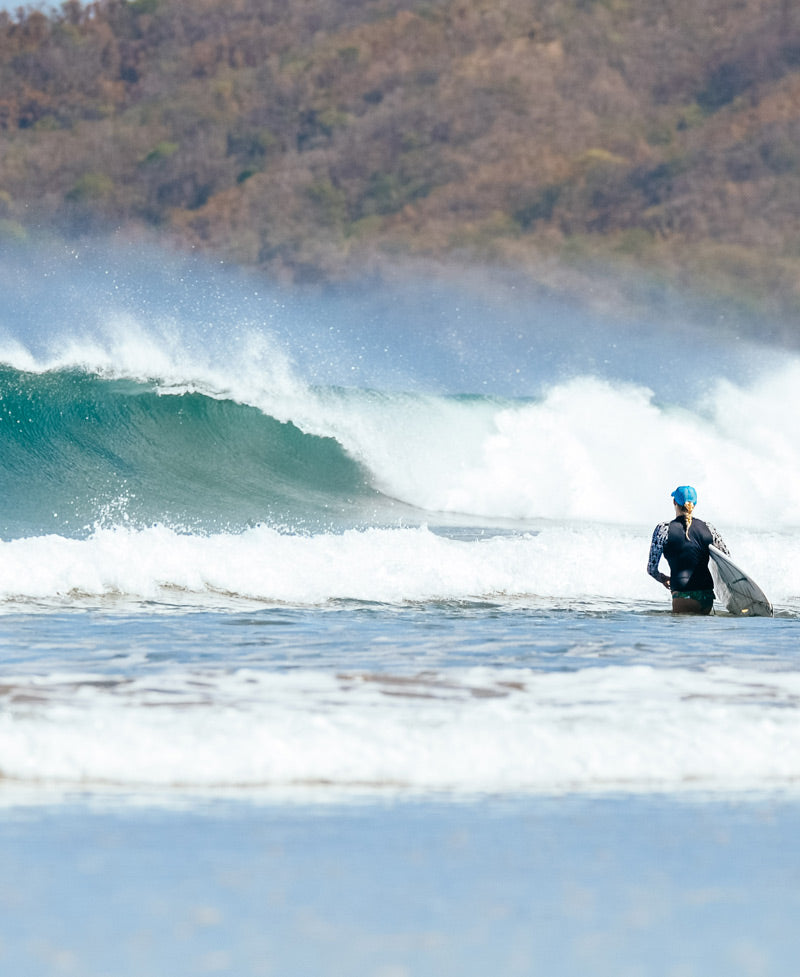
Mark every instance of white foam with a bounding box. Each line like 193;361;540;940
0;522;794;607
309;371;800;528
1;664;800;795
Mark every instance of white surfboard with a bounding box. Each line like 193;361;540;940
708;544;773;617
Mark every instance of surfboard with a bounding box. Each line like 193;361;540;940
708;544;773;617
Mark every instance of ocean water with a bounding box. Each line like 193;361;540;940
1;241;800;975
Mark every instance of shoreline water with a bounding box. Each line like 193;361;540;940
2;791;799;977
0;600;798;800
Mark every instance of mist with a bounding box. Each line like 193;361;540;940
0;235;786;400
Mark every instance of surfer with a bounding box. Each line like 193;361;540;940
647;485;730;614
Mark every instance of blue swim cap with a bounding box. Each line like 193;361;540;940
671;485;698;507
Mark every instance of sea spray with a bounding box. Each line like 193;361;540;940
0;238;783;397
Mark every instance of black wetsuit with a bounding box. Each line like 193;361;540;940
647;517;729;592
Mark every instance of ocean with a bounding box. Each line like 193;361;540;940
1;241;800;975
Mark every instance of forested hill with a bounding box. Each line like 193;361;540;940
1;0;800;319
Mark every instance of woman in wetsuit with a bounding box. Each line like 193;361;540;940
647;485;730;615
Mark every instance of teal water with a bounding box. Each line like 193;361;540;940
0;368;382;536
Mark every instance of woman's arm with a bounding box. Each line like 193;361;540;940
647;522;670;586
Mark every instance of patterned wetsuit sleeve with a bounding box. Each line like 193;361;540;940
706;523;730;555
647;523;669;583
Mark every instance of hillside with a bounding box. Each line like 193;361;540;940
1;0;800;325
